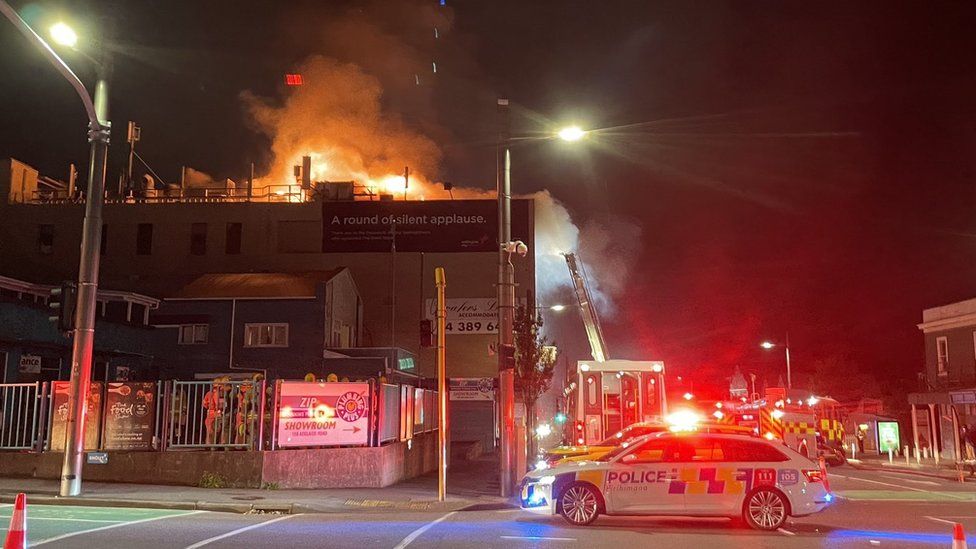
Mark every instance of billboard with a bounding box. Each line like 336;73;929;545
322;199;531;253
49;381;102;451
877;421;901;454
101;382;157;450
276;381;370;447
449;378;495;401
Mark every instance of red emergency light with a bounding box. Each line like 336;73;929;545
285;74;304;86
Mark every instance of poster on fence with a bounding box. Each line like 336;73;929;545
101;382;156;450
49;381;102;451
277;381;370;447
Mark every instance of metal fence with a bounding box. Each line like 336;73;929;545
164;380;265;450
0;383;45;450
378;384;401;444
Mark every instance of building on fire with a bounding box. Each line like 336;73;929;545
0;157;536;450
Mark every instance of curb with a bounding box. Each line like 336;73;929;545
847;463;969;482
0;493;507;515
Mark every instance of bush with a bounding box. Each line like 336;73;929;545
199;471;227;489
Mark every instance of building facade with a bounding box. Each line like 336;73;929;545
911;297;976;461
0;158;536;448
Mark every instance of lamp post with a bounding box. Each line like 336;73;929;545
495;100;586;497
0;4;112;497
760;333;792;389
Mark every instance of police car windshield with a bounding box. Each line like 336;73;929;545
595;425;661;447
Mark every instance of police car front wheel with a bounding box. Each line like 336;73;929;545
743;488;788;531
559;483;601;526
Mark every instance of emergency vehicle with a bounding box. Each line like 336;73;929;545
716;390;846;463
560;253;668;445
519;430;832;530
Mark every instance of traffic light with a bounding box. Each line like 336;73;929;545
48;281;77;333
554;412;568;425
420;319;433;347
499;343;516;369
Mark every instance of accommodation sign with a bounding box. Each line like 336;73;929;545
425;298;498;335
276;381;370;447
322;199;531;253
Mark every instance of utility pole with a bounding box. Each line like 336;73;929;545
435;267;448;501
125;121;140;196
496;98;516;498
0;0;112;499
60;54;110;498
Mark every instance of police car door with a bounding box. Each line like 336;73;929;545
605;438;684;514
673;436;744;515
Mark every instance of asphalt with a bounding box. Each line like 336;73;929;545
1;466;975;548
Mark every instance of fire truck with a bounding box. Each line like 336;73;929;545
717;389;846;463
561;253;668;445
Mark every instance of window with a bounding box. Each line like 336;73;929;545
670;438;726;462
937;336;949;376
178;324;209;344
622;440;672;464
725;439;789;462
38;224;54;254
100;224;108;255
136;223;153;255
244;323;288;347
225;223;242;254
190;223;207;255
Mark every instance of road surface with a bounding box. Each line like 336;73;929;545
1;466;974;548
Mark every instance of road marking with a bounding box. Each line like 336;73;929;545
184;513;297;549
34;510;203;546
926;516;964;526
777;528;796;536
393;511;457;549
880;475;940;486
834;475;970;500
500;535;576;541
0;516;120;523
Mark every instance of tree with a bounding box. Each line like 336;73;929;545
513;305;558;460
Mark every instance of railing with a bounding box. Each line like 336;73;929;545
29;184;308;205
0;383;46;450
0;379;430;453
165;380;266;450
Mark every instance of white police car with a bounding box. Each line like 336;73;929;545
519;431;831;530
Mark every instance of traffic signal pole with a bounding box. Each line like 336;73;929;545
498;147;516;498
61;72;109;497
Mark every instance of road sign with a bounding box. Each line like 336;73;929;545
449;378;494;401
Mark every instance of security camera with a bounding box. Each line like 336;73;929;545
502;240;529;257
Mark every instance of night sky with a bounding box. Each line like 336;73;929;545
2;1;975;406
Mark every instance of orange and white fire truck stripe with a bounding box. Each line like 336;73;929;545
760;408;784;439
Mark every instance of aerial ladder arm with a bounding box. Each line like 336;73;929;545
564;252;608;363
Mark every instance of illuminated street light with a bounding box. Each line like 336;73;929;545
683;392;694;401
549;304;566;312
760;334;792;389
50;22;78;47
557;125;586;142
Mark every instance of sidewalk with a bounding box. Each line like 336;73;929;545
847;454;976;482
0;456;513;515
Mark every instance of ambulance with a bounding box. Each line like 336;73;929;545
519;431;832;530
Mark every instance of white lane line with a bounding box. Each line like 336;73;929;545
777;528;796;536
926;516;961;526
393;511;457;549
500;535;576;541
184;513;297;549
34;510;204;546
2;516;120;523
880;474;940;486
834;475;970;500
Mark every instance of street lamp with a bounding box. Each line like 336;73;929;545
496;101;586;498
759;334;792;389
0;4;112;497
50;22;78;47
557;125;586;142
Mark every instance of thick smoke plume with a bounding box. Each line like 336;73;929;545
241;57;637;313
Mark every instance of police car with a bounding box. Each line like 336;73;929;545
519;430;831;530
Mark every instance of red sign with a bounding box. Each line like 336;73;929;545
754;468;776;487
285;74;304;86
276;382;370;447
49;382;102;451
